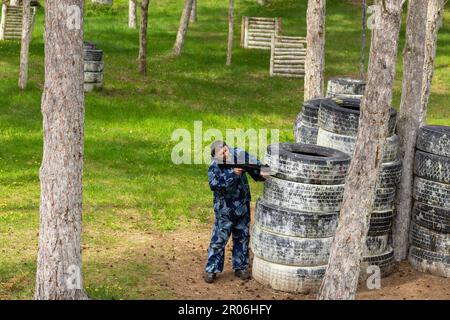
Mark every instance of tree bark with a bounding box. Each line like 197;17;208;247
35;0;88;300
18;0;32;90
190;0;197;23
138;0;150;75
226;0;234;66
421;0;445;124
318;0;403;300
304;0;326;101
173;0;194;57
392;0;429;262
360;0;367;81
129;0;137;28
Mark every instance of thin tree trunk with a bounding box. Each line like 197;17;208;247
35;0;88;300
129;0;137;28
138;0;150;75
226;0;234;66
190;0;197;23
18;0;32;90
392;0;429;262
318;0;403;300
173;0;194;57
360;0;367;81
420;0;445;124
304;0;326;101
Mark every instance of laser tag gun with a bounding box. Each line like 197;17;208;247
217;161;271;182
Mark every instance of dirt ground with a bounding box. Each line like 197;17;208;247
145;220;450;300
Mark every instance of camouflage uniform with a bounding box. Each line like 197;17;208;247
205;148;262;273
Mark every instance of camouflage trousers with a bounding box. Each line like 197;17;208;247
204;209;251;273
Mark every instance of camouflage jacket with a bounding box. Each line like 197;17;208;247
208;148;261;217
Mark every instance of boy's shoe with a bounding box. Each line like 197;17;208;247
234;269;251;280
204;272;216;284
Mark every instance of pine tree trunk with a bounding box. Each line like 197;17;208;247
304;0;326;101
318;0;403;300
138;0;150;75
226;0;234;66
35;0;88;300
18;0;32;90
360;0;367;81
173;0;194;57
392;0;429;262
129;0;137;28
421;0;445;124
190;0;197;23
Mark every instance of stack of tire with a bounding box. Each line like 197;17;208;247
315;97;401;277
293;99;322;145
251;143;351;293
408;125;450;278
84;42;104;92
326;77;365;100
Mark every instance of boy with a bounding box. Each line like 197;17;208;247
204;140;267;283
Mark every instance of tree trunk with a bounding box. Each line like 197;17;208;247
138;0;150;75
190;0;197;23
360;0;367;81
392;0;429;262
318;0;403;300
129;0;137;28
304;0;326;101
18;0;32;90
421;0;445;124
226;0;234;66
35;0;88;300
173;0;194;57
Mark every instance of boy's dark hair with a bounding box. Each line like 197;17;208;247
210;140;227;158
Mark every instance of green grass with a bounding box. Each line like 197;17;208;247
0;0;449;299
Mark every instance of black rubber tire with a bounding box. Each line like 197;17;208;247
365;234;390;256
317;128;399;163
362;246;395;278
368;210;394;236
412;201;450;233
84;49;103;61
265;143;351;185
84;41;97;50
254;198;338;238
84;61;104;73
252;256;326;293
294;125;319;145
326;77;366;96
377;160;402;189
413;177;450;210
262;176;345;213
410;222;450;255
84;82;103;92
408;246;450;278
318;98;397;137
414;150;450;184
84;71;103;83
373;187;396;211
416;125;450;158
299;99;323;127
250;224;332;266
316;128;357;156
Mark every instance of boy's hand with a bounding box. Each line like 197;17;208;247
233;168;244;176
